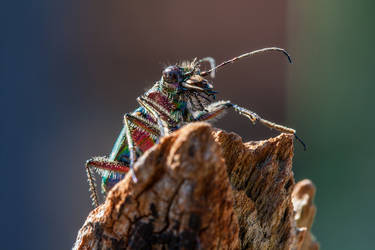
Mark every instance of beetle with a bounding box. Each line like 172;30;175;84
85;47;305;207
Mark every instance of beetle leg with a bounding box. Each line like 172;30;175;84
124;114;139;182
137;96;170;138
232;103;307;150
85;157;129;207
85;162;99;207
125;113;160;137
190;100;233;121
231;104;296;133
192;100;306;150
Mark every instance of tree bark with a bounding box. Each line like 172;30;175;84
74;122;318;249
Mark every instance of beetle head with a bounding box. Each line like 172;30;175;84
160;47;291;99
161;59;215;95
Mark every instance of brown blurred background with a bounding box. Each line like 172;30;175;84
2;1;374;249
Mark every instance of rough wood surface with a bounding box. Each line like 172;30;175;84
74;122;318;249
292;180;319;250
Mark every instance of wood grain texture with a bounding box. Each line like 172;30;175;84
74;122;318;249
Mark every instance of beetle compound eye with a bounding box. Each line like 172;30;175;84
162;66;183;84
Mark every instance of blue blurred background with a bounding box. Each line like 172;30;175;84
1;1;374;249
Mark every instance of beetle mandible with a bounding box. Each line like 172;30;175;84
85;47;306;207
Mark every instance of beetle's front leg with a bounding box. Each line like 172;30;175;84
192;100;306;150
231;104;297;134
191;100;233;121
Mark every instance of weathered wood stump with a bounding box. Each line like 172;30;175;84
74;122;318;249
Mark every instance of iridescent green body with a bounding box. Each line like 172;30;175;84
103;83;190;192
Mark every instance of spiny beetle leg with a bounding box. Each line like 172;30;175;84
191;100;233;121
124;114;139;183
86;157;129;207
192;100;306;150
232;103;307;150
85;163;99;207
137;96;170;138
86;157;130;173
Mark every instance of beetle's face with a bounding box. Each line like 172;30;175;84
161;64;214;94
162;65;184;87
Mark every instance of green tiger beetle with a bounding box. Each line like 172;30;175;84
85;47;306;207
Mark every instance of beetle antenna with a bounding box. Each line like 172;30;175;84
200;47;292;76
